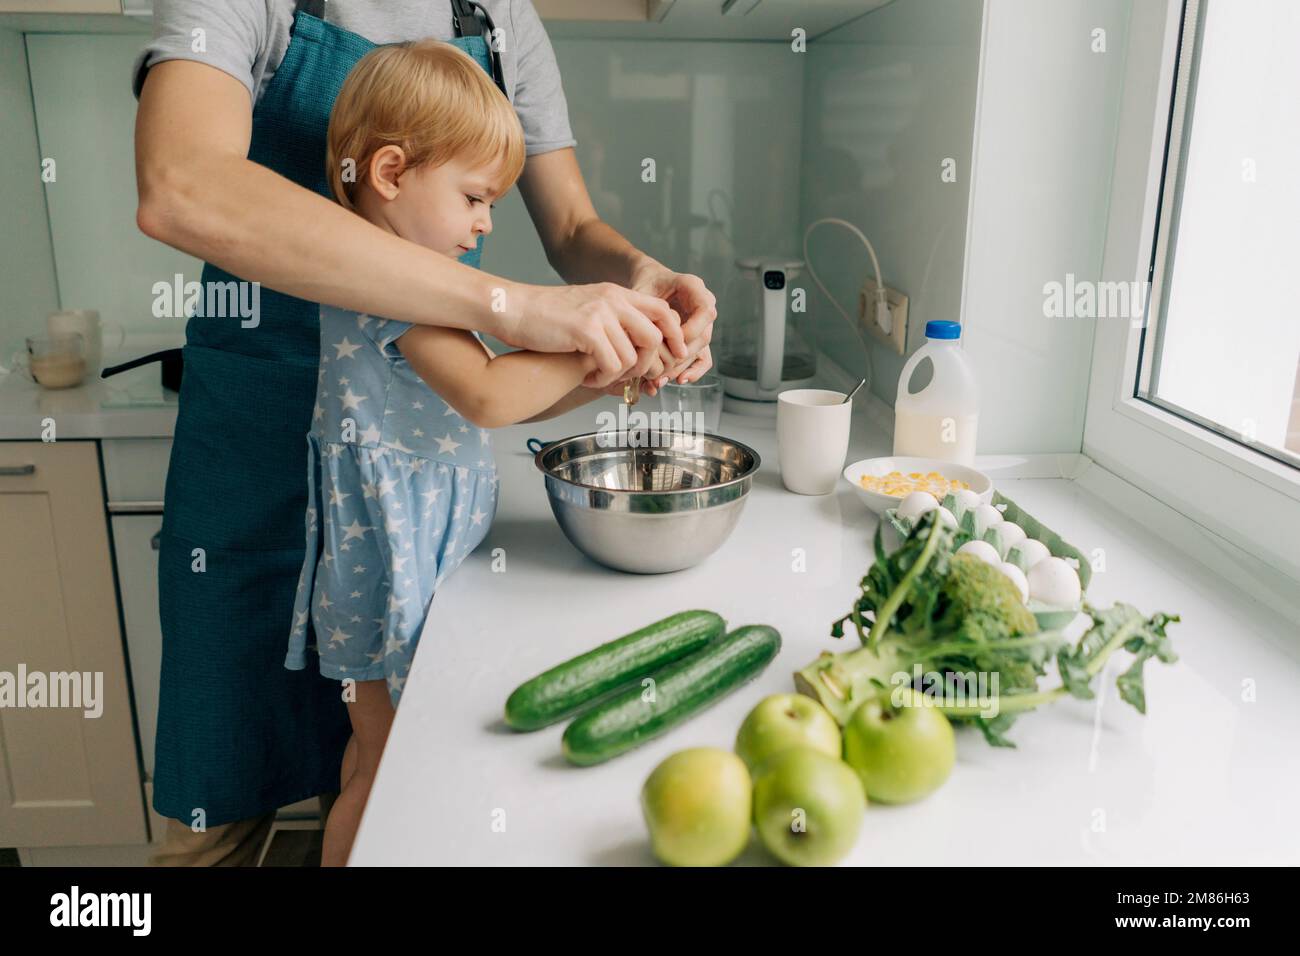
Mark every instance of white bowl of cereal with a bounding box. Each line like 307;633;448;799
842;456;993;515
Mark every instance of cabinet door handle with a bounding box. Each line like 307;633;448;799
151;531;162;551
0;464;36;476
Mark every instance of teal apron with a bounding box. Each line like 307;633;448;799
154;0;497;826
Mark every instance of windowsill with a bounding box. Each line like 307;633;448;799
1114;392;1300;503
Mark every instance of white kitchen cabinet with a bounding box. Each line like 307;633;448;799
102;437;170;506
0;441;146;847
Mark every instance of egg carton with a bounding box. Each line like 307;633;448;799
883;491;1090;630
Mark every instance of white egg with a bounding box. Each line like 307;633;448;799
897;490;939;521
995;521;1027;555
999;562;1030;603
1027;557;1081;608
973;503;1004;535
957;540;1001;566
953;488;982;512
935;506;957;528
1013;538;1051;569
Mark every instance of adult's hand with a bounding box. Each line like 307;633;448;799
629;261;717;385
501;282;687;390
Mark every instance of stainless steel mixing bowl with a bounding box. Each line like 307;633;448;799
534;429;761;574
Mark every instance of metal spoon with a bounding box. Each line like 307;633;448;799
841;377;866;404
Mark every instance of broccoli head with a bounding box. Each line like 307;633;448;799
919;553;1039;644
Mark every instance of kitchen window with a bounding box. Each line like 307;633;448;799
1084;0;1300;604
1136;0;1300;471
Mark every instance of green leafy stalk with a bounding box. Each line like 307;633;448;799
864;513;947;650
1057;603;1179;712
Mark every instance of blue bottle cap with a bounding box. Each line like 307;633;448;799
925;320;961;340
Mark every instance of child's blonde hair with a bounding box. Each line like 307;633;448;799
326;40;525;211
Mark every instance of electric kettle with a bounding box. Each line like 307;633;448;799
716;256;817;416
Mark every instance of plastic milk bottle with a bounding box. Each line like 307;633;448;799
893;321;979;466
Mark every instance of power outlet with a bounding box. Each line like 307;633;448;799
859;278;909;355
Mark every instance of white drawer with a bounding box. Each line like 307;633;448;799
101;438;172;507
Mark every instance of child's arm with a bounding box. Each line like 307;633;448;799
481;337;656;424
519;385;608;423
396;324;599;428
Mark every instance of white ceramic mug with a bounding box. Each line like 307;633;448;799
776;388;853;495
46;309;123;378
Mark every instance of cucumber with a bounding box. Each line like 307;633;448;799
561;624;782;766
504;610;725;731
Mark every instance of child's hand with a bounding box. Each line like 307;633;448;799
591;351;667;399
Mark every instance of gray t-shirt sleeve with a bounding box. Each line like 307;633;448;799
507;0;576;156
131;0;281;104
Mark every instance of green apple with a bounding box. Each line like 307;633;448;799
752;747;865;867
641;748;753;867
842;687;955;804
735;693;842;773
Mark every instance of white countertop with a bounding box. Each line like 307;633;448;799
349;399;1300;866
0;338;180;441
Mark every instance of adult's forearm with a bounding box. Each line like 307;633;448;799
546;219;679;367
136;153;520;339
545;217;659;288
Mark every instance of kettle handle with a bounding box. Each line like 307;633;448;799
101;348;182;379
757;262;788;392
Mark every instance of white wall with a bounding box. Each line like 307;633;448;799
800;0;984;408
798;0;1133;455
960;0;1132;454
25;32;200;343
0;29;60;352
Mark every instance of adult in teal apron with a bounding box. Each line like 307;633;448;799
155;0;499;827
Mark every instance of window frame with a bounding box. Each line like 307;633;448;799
1084;0;1300;583
1133;0;1300;472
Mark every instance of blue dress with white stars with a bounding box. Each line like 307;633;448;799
285;303;499;706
